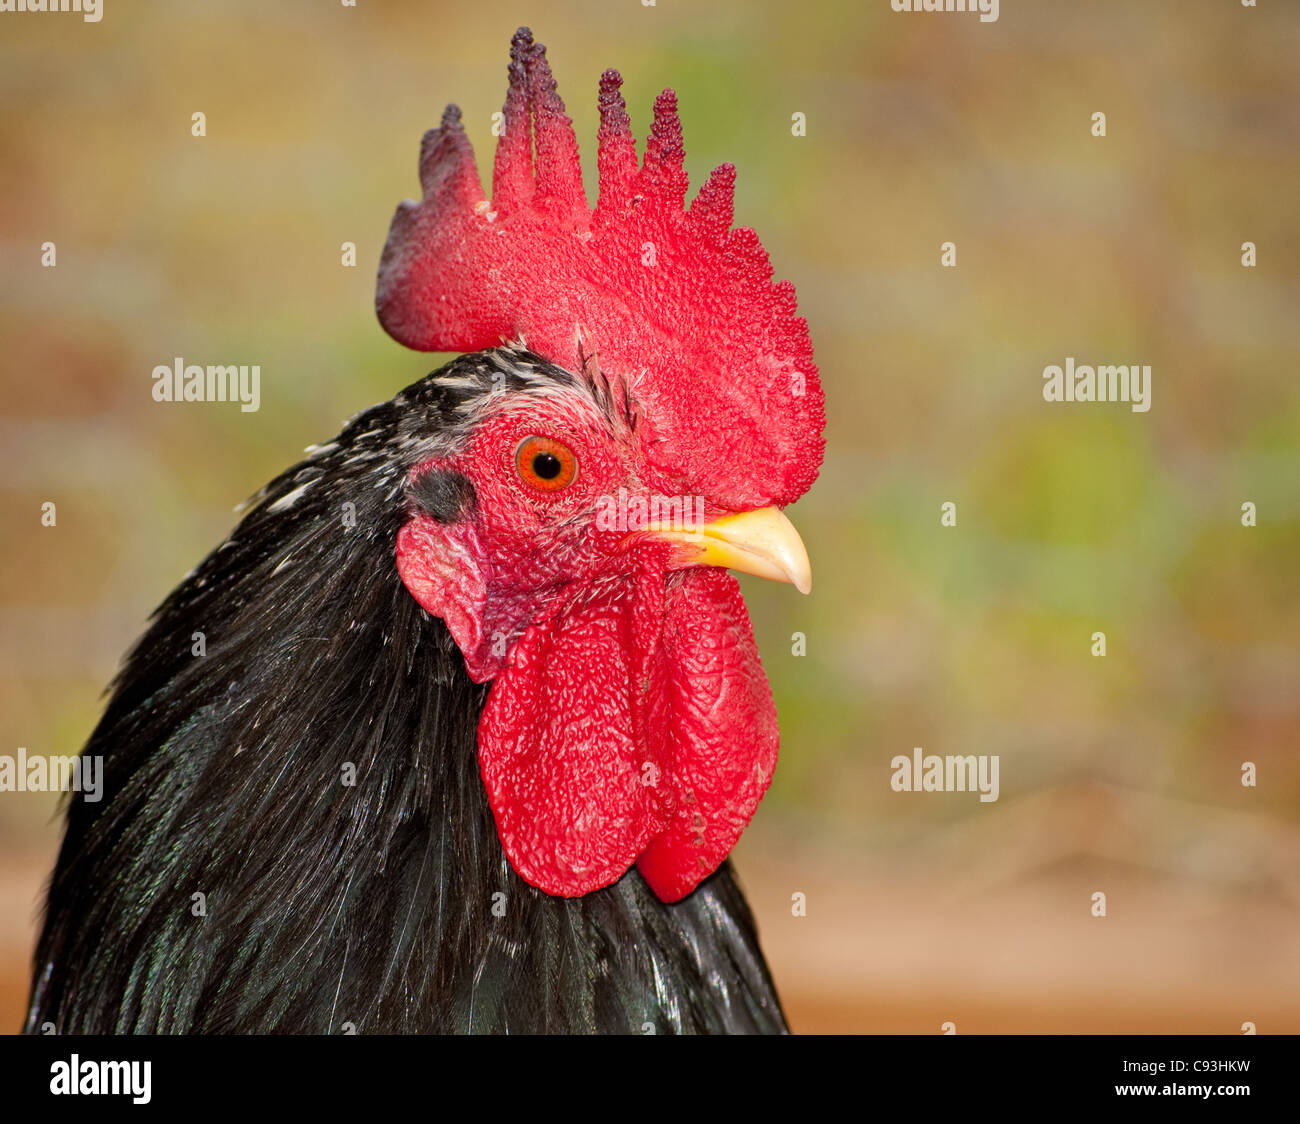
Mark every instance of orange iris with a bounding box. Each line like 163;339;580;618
515;435;578;493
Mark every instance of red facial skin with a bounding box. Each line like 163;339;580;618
396;394;778;902
382;32;822;902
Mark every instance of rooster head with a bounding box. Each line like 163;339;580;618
378;28;825;903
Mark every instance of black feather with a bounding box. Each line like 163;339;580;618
409;469;477;524
25;349;787;1034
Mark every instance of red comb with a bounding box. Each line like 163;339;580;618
377;27;824;509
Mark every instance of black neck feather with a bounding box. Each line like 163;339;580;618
26;355;786;1034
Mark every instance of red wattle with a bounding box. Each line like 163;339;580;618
635;569;778;901
476;553;776;901
476;550;674;896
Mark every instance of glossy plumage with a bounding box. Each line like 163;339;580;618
26;350;787;1034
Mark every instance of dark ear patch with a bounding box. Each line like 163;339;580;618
408;469;477;524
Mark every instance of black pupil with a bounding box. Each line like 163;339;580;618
532;451;562;480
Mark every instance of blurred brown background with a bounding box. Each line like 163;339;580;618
2;0;1299;1033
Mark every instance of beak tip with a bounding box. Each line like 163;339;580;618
642;505;813;596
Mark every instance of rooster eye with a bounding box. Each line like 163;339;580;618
515;435;578;493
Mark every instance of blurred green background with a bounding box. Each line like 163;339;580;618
2;0;1298;1032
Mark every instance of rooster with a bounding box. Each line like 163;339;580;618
25;28;824;1034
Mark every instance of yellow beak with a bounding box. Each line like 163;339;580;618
640;506;812;595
